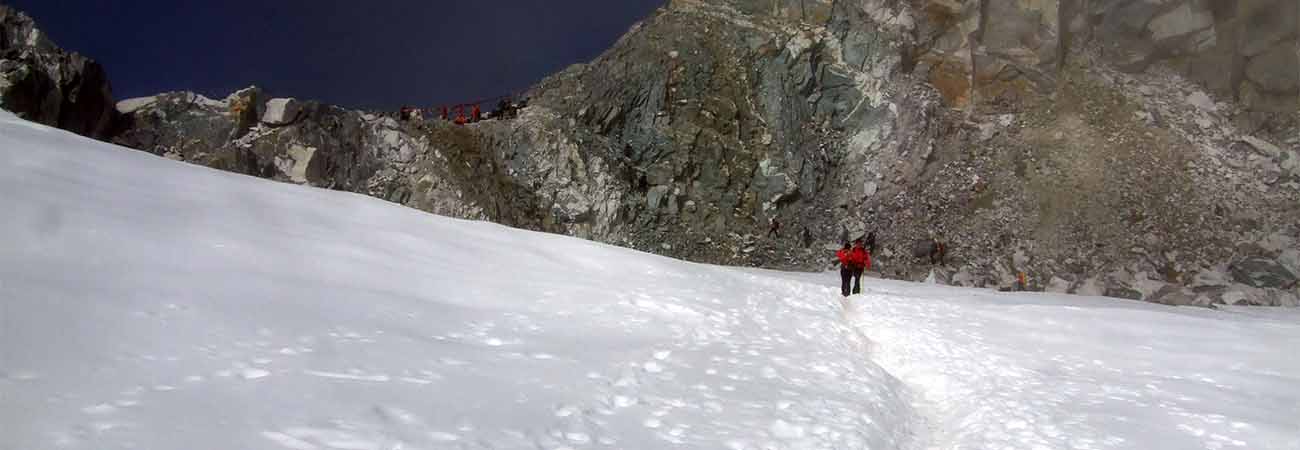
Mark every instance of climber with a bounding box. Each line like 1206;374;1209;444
864;231;877;255
1017;272;1027;291
928;238;946;266
453;105;468;125
472;104;483;123
399;106;418;121
768;217;781;238
850;239;870;294
494;98;511;119
836;243;854;297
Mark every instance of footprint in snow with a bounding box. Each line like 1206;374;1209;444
81;404;118;415
429;431;460;442
241;369;271;380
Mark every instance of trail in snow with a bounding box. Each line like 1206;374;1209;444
837;278;1300;450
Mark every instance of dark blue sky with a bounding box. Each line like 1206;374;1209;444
8;1;664;109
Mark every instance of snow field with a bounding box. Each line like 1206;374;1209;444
839;280;1300;450
0;110;918;449
3;109;1299;450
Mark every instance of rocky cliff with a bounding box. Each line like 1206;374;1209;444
0;5;116;138
6;1;1300;306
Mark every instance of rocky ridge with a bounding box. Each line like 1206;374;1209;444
0;5;115;139
4;0;1299;306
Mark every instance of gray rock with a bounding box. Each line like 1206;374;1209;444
1241;136;1283;159
1186;91;1217;112
1239;0;1297;57
1191;268;1232;289
1045;276;1072;294
1229;257;1298;289
1245;44;1300;94
1279;250;1300;278
262;98;303;126
1104;279;1144;301
1147;2;1213;43
925;267;954;285
1071;275;1102;296
1149;285;1214;308
0;5;117;138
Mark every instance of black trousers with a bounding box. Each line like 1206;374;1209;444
840;267;853;297
852;269;863;294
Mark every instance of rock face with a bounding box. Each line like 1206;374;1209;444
0;5;116;138
1230;256;1298;289
5;2;1300;306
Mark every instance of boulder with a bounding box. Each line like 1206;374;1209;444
1229;257;1298;289
1239;0;1297;57
1148;285;1214;308
1045;276;1072;294
1245;44;1299;94
1186;91;1217;112
924;267;954;285
1075;277;1105;297
1101;270;1145;301
261;98;303;126
1104;283;1144;301
1215;284;1297;307
1190;268;1232;289
1146;2;1214;43
951;267;982;287
1240;136;1282;159
1279;250;1300;278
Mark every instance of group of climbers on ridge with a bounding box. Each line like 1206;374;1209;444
397;96;529;125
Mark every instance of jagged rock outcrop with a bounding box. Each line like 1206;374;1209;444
4;1;1299;306
0;5;116;138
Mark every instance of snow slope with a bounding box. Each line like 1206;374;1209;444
1;109;1298;450
0;110;915;449
841;280;1300;450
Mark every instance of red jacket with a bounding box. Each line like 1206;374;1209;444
850;248;870;270
838;248;871;270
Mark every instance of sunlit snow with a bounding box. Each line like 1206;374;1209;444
1;110;1298;449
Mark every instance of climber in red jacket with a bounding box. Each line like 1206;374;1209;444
848;239;870;295
836;242;854;297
